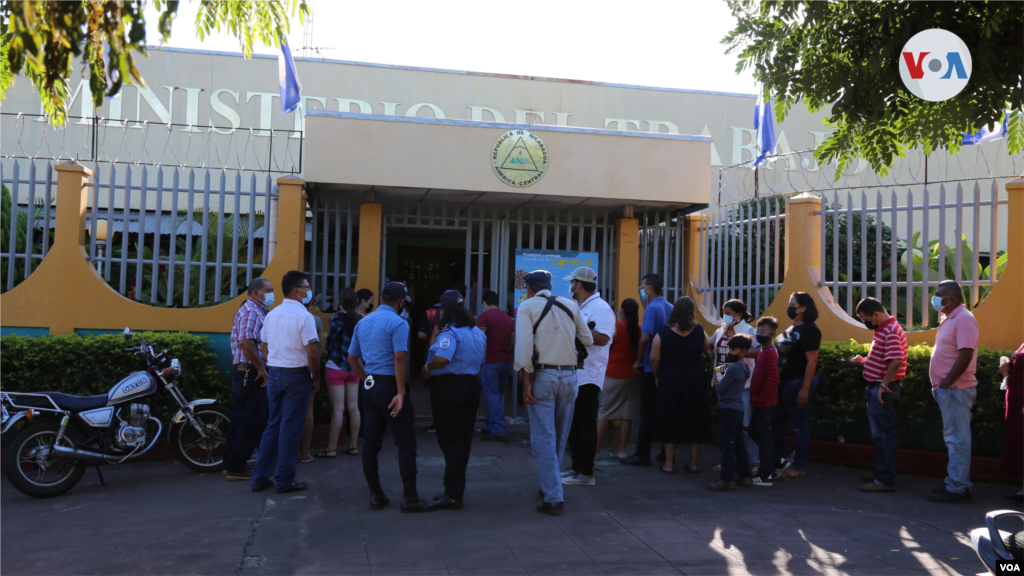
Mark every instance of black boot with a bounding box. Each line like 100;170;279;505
400;474;437;513
364;470;389;510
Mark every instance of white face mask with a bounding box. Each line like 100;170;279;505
722;315;737;327
261;291;275;308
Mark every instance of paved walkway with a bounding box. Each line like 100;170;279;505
1;422;1007;575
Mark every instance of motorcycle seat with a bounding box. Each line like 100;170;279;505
17;392;109;412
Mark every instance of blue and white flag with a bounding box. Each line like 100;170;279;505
278;36;302;114
962;117;1008;146
752;89;777;168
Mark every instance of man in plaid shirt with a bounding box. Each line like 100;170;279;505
224;278;274;481
854;297;908;493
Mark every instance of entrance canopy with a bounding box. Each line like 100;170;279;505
303;111;712;210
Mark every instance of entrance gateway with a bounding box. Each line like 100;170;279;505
301;110;712;338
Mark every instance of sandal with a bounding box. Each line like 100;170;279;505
342;446;359;456
314;449;337;458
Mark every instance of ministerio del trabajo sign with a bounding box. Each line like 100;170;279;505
492;129;548;187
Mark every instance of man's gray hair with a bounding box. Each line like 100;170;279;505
937;280;964;304
247;277;270;296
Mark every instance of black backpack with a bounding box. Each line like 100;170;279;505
532;295;589;370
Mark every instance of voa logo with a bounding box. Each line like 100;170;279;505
899;29;972;102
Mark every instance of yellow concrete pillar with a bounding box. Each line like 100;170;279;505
973;179;1024;350
684;212;718;334
267;176;308;285
47;162;93;334
614;217;639;315
355;203;382;295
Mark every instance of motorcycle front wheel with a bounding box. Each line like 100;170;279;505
170;404;232;473
3;421;87;498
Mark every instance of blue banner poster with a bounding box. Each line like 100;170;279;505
513;249;599;310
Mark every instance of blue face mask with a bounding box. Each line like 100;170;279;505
931;295;945;311
262;292;275;308
640;288;649;304
302;290;313;306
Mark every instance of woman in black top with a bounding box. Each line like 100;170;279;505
771;292;821;479
650;297;712;474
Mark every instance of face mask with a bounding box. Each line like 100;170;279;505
931;295;945;311
301;290;313;306
786;305;798;320
261;292;275;308
721;315;737;327
756;335;771;345
366;303;374;313
725;353;740;363
640;289;649;304
570;283;579;300
862;317;876;331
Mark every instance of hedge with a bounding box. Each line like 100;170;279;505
811;340;1011;456
0;332;230;423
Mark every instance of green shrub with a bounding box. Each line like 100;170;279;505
1;332;230;423
813;340;1010;455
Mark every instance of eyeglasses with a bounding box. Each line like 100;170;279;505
755;329;773;336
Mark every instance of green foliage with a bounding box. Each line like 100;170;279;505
814;340;1010;455
0;332;229;422
823;199;895;314
0;0;308;127
723;1;1024;176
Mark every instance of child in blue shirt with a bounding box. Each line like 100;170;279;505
709;334;754;491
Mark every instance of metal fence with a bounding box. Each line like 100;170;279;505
718;145;1024;207
695;197;787;321
819;181;1010;329
2;113;300;304
308;193;358;312
639;210;685;305
376;201;618;313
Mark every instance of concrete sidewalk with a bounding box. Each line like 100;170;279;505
0;421;1009;576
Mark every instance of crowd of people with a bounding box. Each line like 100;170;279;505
224;268;1024;513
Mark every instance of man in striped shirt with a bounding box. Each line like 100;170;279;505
854;297;908;493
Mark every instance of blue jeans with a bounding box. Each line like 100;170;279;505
224;368;268;473
481;362;513;437
771;377;819;471
933;386;976;494
528;367;578;504
742;390;760;464
866;382;900;489
252;368;312;492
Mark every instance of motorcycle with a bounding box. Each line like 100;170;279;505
971;510;1024;574
1;327;232;498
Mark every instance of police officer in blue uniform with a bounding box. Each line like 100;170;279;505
348;282;436;513
421;290;487;509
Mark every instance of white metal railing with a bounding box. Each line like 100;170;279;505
818;181;1010;330
639;210;685;306
697;197;787;321
86;163;275;307
309;193;358;312
718;145;1024;207
1;159;55;291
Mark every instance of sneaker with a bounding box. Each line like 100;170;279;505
225;469;254;481
773;459;792;480
298;453;314;464
751;477;773;487
562;473;596;486
862;471;876;482
779;468;806;479
560;469;576;478
861;482;895;493
712;464;722;472
736;477;754;488
927;488;972;503
751;465;759;477
707;480;736;491
427;426;437;434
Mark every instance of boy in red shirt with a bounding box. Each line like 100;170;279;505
748;316;779;486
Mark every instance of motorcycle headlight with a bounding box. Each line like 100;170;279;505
169;359;182;378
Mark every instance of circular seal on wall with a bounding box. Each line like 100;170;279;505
492;129;548;187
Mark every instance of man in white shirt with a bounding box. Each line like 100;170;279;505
561;267;616;486
252;270;321;494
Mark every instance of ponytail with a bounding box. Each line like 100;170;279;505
723;299;752;323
